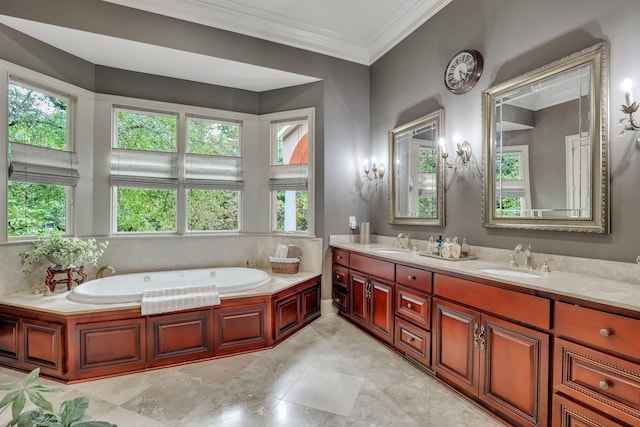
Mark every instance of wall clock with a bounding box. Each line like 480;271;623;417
444;49;484;94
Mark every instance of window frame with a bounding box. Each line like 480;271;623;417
5;75;79;241
265;109;315;236
110;105;245;236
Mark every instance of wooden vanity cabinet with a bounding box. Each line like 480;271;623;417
273;278;321;342
552;302;640;427
332;265;349;314
433;274;550;427
347;254;395;345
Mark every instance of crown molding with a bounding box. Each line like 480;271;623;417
103;0;452;65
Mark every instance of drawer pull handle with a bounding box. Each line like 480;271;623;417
599;328;612;337
408;275;416;280
599;380;610;390
407;336;414;342
407;303;413;309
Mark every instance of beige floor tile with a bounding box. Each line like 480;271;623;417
282;367;364;417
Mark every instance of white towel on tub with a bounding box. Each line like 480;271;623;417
141;284;221;316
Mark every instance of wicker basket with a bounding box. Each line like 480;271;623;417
269;256;300;274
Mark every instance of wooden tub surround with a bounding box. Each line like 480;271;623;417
0;274;320;383
331;245;640;427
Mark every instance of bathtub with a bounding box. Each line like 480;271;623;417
67;267;271;304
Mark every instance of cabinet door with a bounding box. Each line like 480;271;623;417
552;394;625;427
480;314;549;427
434;298;479;395
369;278;394;344
301;282;321;323
214;302;268;354
349;272;368;327
274;293;301;341
147;309;213;366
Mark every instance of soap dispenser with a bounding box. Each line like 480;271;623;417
461;238;470;258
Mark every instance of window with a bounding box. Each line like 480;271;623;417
185;116;242;232
7;79;77;238
269;117;310;233
495;145;531;217
110;108;242;233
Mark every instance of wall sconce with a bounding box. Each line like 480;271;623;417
439;135;472;170
363;157;385;181
619;78;640;135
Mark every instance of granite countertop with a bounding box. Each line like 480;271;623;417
0;270;321;315
331;241;640;313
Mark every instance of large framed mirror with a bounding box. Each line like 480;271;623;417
389;109;445;226
482;42;609;233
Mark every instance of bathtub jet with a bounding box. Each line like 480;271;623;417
67;267;271;304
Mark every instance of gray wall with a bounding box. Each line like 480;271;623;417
0;0;371;250
370;0;640;263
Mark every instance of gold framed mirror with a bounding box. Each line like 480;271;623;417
389;109;445;226
482;42;609;233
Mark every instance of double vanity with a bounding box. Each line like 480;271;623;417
331;241;640;427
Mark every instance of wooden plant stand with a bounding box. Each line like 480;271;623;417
44;266;87;294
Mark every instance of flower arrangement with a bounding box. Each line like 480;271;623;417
19;235;108;275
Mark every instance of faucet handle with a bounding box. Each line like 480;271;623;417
509;254;518;268
540;259;551;274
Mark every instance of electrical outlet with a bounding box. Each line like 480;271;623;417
349;216;357;230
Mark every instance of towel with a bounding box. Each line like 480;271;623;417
141;284;220;316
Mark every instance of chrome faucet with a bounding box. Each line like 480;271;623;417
514;244;533;269
397;233;411;250
96;265;116;279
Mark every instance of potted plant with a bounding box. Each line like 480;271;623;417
19;235;108;276
0;368;116;426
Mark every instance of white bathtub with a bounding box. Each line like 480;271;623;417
67;267;271;304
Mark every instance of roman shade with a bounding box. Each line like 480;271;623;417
184;153;244;190
268;164;308;191
8;141;79;186
110;148;178;189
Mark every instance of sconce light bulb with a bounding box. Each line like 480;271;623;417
439;138;447;153
622;79;633;92
371;156;377;166
453;133;462;144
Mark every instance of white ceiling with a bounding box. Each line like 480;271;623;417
0;0;452;92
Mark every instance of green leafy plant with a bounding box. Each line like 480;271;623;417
0;368;116;427
19;236;108;276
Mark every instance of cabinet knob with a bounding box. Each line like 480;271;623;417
407;303;413;309
407;275;416;280
599;328;612;337
408;336;414;342
335;275;340;280
337;256;343;260
599;380;610;390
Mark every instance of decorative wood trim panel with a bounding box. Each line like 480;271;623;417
394;317;431;366
23;320;63;375
274;293;301;341
0;316;19;360
214;303;268;354
395;284;430;330
301;283;321;322
148;309;213;365
552;394;624;427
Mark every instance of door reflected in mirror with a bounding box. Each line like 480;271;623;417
483;42;609;233
389;109;445;226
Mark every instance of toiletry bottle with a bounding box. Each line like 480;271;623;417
451;238;462;260
461;238;470;258
436;235;443;256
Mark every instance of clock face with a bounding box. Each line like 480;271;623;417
445;50;483;94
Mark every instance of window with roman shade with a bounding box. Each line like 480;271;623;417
7;79;76;237
270;117;310;233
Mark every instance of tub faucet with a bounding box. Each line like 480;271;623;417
397;233;411;250
514;244;533;269
96;265;116;279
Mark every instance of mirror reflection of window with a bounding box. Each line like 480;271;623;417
495;145;531;217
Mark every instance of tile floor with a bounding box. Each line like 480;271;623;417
0;313;506;426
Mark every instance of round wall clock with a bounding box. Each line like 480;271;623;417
444;49;484;94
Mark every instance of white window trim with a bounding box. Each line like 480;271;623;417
0;60;95;243
263;108;315;236
496;144;531;216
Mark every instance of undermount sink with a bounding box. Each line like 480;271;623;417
372;248;409;255
477;267;544;279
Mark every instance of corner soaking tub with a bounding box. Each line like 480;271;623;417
67;267;271;304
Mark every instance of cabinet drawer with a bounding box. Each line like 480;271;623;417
552;394;625;427
554;338;640;426
332;265;348;289
332;286;348;313
395;285;430;329
555;302;640;361
349;253;395;282
332;248;349;267
433;274;550;330
395;317;431;366
396;265;432;293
